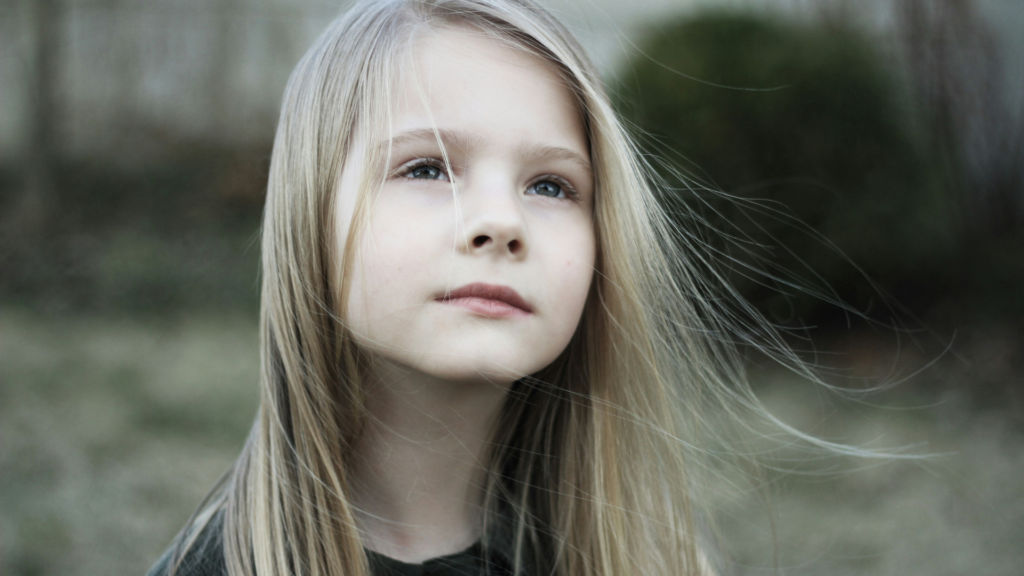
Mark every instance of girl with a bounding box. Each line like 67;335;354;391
150;0;809;574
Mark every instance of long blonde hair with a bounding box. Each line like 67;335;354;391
170;1;817;574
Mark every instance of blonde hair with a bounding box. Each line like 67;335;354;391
167;1;838;575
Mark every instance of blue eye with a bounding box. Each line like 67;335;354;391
408;164;445;180
397;159;448;181
528;180;564;198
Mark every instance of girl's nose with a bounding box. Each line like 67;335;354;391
461;181;528;259
470;230;524;255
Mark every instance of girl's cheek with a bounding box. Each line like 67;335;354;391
355;207;435;302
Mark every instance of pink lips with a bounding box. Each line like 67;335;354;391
437;283;533;318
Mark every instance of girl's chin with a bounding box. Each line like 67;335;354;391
413;359;531;386
358;338;559;384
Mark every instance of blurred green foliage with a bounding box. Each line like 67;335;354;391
0;144;268;315
2;11;1021;328
613;12;959;327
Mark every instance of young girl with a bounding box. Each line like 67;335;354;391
150;0;800;574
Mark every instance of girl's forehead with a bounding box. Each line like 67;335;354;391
394;25;562;99
407;24;539;66
387;26;587;150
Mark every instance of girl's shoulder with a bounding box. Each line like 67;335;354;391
146;511;227;576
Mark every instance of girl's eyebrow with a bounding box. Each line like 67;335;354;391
386;127;592;173
387;128;483;154
516;143;592;173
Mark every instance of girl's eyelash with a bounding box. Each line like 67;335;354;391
530;174;581;201
392;158;580;200
393;157;449;179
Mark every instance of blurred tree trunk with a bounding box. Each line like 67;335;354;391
15;0;62;233
896;0;1024;240
112;0;142;133
210;0;241;141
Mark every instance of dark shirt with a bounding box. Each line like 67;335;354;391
368;543;513;576
146;513;517;576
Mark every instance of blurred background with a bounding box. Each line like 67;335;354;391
1;0;1021;574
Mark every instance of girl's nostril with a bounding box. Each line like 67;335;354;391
508;239;521;253
473;235;490;247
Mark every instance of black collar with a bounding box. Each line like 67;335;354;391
367;540;515;576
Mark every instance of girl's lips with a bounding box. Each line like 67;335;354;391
437;283;533;318
443;296;531;318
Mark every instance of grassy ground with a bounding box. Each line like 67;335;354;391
0;309;259;576
0;310;1021;575
715;371;1024;575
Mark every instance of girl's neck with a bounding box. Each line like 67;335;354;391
349;361;510;564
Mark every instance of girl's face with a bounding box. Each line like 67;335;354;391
337;27;595;384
